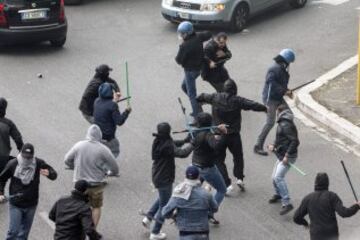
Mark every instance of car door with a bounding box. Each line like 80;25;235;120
3;0;60;28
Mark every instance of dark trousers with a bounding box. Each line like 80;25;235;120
202;66;229;93
215;133;244;187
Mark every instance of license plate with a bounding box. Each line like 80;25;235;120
21;10;47;20
179;12;190;19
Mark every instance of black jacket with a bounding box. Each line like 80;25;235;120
49;191;102;240
79;76;120;116
152;136;193;188
175;32;212;71
262;62;289;103
274;109;299;159
0;158;57;208
0;117;23;158
202;39;232;82
294;174;360;240
197;92;267;134
191;131;224;168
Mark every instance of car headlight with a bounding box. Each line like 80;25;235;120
201;3;225;12
163;0;173;6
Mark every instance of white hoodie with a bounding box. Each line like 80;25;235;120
64;125;119;184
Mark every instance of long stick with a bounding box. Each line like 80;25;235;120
178;97;194;139
291;79;315;91
118;96;131;103
341;160;359;201
288;163;307;176
125;62;130;107
172;125;229;134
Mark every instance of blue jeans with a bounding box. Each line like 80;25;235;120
146;185;173;234
271;157;296;206
6;204;37;240
181;70;202;117
195;165;226;206
180;234;209;240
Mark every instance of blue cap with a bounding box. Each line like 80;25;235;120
186;166;199;180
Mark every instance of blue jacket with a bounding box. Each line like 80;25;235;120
93;83;129;141
262;62;289;104
162;185;218;233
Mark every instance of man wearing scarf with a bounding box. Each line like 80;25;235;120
162;166;218;240
141;122;193;240
0;143;57;240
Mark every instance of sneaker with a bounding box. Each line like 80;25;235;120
142;216;152;229
209;216;220;225
268;194;282;204
226;185;234;195
149;232;167;240
236;179;245;192
279;204;294;215
254;146;268;156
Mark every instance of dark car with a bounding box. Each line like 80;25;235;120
0;0;67;47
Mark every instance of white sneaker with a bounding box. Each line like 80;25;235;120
149;232;167;240
226;185;234;195
236;179;245;191
142;216;151;229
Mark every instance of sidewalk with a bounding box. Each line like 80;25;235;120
295;56;360;155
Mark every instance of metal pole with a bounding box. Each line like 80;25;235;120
341;160;359;201
125;61;131;107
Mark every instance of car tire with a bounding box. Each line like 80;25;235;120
230;3;249;32
64;0;82;5
50;37;66;48
289;0;307;8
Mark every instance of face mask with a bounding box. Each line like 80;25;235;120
178;34;184;41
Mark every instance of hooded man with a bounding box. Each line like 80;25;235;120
64;124;119;228
294;173;360;240
79;64;121;124
176;21;212;118
254;49;295;156
49;180;102;240
0;98;24;173
142;122;194;240
93;82;131;158
197;79;267;193
202;32;232;92
0;143;57;240
267;104;300;215
189;112;227;217
162;166;218;240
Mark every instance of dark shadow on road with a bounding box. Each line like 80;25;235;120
0;42;66;56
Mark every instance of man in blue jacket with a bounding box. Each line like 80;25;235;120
162;166;218;240
93;82;131;158
254;49;295;156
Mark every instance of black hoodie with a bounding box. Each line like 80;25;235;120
294;173;360;240
197;80;267;134
0;98;23;160
151;123;193;188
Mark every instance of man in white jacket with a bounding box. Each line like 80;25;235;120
64;124;119;228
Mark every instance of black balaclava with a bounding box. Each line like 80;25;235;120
223;79;238;96
274;55;289;68
152;122;172;160
0;98;8;118
196;112;213;128
315;172;329;191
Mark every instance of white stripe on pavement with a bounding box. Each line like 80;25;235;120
311;0;350;6
39;211;55;230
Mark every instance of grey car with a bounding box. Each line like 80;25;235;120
161;0;307;32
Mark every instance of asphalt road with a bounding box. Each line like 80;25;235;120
1;0;360;239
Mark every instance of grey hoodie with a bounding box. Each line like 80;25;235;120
64;125;119;185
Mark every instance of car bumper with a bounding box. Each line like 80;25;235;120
0;21;67;44
161;5;230;26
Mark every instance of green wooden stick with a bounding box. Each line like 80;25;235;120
125;61;130;107
289;162;307;176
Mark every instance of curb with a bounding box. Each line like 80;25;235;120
295;55;360;144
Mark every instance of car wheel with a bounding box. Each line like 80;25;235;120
50;37;66;48
289;0;307;8
64;0;82;5
230;3;249;32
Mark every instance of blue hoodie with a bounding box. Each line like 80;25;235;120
93;83;129;141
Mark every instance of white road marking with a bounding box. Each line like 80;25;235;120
311;0;350;6
39;211;55;230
